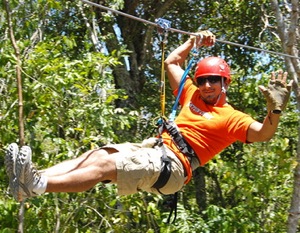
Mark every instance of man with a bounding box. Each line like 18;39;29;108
5;31;292;202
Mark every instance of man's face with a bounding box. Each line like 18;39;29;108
196;76;223;105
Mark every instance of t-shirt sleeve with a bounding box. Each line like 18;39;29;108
226;110;256;143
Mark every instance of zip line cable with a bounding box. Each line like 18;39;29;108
80;0;300;60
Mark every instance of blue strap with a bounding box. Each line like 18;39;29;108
169;52;198;122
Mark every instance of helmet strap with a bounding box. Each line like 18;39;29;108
214;77;227;106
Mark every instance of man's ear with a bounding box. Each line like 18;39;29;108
224;83;229;90
222;78;229;90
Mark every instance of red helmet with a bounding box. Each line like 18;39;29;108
194;57;231;84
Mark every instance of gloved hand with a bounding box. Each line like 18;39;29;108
259;70;293;114
190;30;215;47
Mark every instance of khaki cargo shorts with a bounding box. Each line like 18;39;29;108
102;138;186;195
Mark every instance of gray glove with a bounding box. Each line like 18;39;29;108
190;30;215;47
259;70;293;113
141;138;159;148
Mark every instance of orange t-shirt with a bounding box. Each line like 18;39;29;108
162;79;256;170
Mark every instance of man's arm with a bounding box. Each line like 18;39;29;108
247;70;293;142
247;113;280;142
164;31;216;91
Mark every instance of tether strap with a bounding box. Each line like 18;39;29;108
169;47;199;122
160;41;166;117
156;18;170;119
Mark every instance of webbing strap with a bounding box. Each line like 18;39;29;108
159;120;198;159
160;120;199;184
167;192;178;224
151;137;171;192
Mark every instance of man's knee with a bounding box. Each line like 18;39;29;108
88;148;118;182
100;147;118;154
84;147;116;159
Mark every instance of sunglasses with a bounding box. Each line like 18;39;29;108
196;76;222;86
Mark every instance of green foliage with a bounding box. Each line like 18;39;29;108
1;0;298;232
0;3;143;230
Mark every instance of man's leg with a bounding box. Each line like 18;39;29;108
6;144;119;201
44;148;118;193
41;148;117;178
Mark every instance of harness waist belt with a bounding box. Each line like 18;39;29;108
152;121;199;193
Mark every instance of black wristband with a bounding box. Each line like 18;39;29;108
271;110;282;114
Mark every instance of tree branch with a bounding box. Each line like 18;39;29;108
3;0;25;146
3;0;25;232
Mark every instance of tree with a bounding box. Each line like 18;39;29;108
268;1;300;232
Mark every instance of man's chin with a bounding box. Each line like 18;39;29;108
204;100;217;105
202;98;217;105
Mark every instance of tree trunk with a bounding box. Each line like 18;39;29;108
93;0;176;108
193;167;207;212
270;1;300;232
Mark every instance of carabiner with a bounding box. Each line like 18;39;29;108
156;18;171;43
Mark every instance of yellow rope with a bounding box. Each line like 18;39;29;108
160;41;166;118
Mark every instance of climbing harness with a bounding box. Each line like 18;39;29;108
153;27;201;191
151;20;203;223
